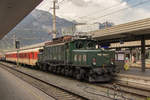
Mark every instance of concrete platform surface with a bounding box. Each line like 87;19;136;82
0;66;54;100
121;68;150;78
117;68;150;91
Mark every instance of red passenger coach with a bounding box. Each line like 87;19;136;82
5;51;17;62
18;48;39;66
5;44;44;66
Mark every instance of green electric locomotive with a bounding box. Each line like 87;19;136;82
37;36;116;82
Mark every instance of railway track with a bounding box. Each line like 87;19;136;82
116;73;150;97
94;75;150;100
116;80;150;97
0;63;88;100
1;62;124;100
96;82;149;99
0;62;149;100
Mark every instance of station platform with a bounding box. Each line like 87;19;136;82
0;65;54;100
127;59;150;69
117;67;150;94
130;63;150;69
118;67;150;86
120;67;150;77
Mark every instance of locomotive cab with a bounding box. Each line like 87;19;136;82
71;39;116;82
71;39;115;67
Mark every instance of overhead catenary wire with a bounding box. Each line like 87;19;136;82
77;0;131;20
58;0;65;5
53;0;150;23
56;0;131;20
84;0;150;22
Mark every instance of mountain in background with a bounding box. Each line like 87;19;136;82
0;9;115;51
0;9;75;50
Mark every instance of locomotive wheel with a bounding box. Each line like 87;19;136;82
61;67;65;75
48;66;52;72
39;64;43;70
75;69;82;80
76;74;81;80
42;64;47;71
65;66;69;76
45;65;49;71
73;70;76;78
85;73;91;82
54;66;57;73
52;66;56;73
42;64;45;71
68;69;73;77
56;66;61;74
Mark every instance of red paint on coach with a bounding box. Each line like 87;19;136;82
5;50;40;66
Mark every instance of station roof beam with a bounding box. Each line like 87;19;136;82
92;18;150;43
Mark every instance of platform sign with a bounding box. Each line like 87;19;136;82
117;54;124;61
15;40;20;67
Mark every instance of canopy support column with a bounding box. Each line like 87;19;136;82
141;37;146;72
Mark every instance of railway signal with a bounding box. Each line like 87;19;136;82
15;40;20;67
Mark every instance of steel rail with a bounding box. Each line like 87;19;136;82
95;79;150;99
0;63;88;100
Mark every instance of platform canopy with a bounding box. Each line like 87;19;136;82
0;0;43;39
92;18;150;43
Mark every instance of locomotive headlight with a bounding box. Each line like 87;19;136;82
92;58;96;65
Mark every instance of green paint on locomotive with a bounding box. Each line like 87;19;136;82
69;39;115;67
72;50;115;67
38;39;115;68
38;43;66;63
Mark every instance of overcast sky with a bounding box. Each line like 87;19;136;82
36;0;150;24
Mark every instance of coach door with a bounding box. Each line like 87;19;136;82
29;52;34;65
27;53;30;65
30;52;35;66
